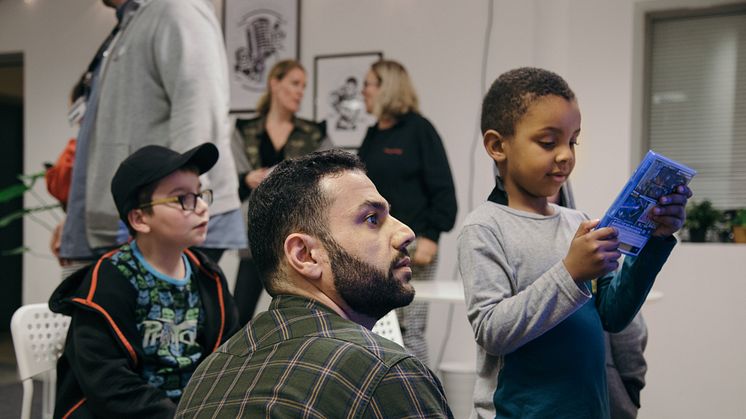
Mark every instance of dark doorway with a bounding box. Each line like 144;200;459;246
0;53;24;332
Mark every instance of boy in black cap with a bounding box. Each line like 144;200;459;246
49;143;239;418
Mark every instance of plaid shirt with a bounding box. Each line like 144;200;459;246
176;295;453;418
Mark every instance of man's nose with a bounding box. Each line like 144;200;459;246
391;216;415;251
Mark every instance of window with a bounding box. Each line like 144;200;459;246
645;5;746;210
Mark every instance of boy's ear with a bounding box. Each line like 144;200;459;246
483;129;507;163
283;233;323;282
128;209;151;234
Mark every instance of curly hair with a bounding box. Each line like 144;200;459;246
481;67;575;136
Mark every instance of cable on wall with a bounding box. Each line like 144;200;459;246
433;0;495;372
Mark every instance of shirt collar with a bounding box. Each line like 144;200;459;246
269;294;339;316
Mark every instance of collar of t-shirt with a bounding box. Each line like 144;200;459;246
130;240;192;286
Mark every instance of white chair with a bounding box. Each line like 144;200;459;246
10;303;71;419
371;310;404;347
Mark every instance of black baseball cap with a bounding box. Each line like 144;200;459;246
111;143;219;223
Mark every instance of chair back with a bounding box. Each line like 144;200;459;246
10;303;70;419
371;310;404;347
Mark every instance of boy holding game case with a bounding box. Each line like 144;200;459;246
458;68;691;418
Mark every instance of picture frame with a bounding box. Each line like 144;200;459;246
223;0;300;113
313;52;383;149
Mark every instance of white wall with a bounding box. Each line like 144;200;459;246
0;0;117;306
1;0;743;417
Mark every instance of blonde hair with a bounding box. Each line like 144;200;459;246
256;59;306;115
370;60;419;120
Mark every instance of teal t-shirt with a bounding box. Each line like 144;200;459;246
109;241;204;400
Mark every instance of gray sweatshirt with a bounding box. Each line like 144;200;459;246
458;202;674;418
85;0;240;249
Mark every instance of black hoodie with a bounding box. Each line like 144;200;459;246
49;246;239;418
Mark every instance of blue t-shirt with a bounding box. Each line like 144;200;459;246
494;290;608;419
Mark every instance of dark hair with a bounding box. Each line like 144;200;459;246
247;150;365;294
125;165;200;236
480;67;575;136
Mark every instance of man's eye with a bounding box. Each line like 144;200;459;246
365;214;379;225
539;141;555;149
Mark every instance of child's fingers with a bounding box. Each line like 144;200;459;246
676;184;693;198
659;185;692;205
574;219;600;238
652;203;686;218
652;215;685;231
588;226;618;241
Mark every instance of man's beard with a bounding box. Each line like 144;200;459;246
324;237;415;320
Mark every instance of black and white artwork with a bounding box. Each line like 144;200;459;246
314;52;382;149
224;0;300;113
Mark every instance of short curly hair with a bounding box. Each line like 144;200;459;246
480;67;575;136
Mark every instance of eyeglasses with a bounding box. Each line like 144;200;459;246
139;189;213;211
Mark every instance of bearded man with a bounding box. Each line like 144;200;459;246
176;150;453;418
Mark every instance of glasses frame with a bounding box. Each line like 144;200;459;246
139;189;213;212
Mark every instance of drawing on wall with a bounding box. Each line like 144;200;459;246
224;0;299;112
314;52;383;149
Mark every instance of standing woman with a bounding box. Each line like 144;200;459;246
232;59;331;325
358;60;457;365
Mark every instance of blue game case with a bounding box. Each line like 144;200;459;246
597;150;696;256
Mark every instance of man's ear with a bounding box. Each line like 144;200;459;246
128;209;151;235
284;233;323;281
483;129;507;163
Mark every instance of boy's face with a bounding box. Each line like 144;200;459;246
488;95;581;210
137;170;209;249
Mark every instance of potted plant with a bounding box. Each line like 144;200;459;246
0;170;62;255
731;209;746;244
684;200;722;242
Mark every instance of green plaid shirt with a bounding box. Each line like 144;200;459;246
176;295;453;418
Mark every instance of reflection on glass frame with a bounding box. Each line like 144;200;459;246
313;52;383;149
223;0;300;113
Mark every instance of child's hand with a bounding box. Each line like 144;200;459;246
564;219;622;283
651;185;692;238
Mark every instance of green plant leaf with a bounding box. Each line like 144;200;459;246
733;209;746;226
1;246;30;256
0;204;61;228
17;170;46;184
0;183;31;203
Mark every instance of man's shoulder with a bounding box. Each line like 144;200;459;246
142;0;217;25
180;306;449;418
222;311;413;368
316;324;413;366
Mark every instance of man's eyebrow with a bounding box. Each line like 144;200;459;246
360;199;390;212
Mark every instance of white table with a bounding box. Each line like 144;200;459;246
412;280;464;303
413;280;663;304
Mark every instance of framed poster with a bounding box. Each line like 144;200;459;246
313;52;383;149
223;0;300;113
